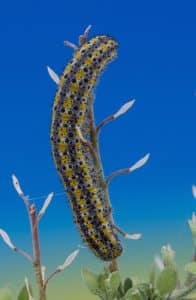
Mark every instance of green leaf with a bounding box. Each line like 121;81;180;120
185;262;196;275
124;288;144;300
108;271;121;291
17;285;29;300
136;283;151;298
98;273;107;290
156;267;177;296
117;282;124;298
0;289;13;300
124;278;133;294
81;268;100;295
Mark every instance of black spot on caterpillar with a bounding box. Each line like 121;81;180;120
50;35;123;261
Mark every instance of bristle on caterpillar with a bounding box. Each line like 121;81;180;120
50;35;123;261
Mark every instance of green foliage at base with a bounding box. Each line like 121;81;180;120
0;283;32;300
82;267;159;300
17;285;31;300
0;289;13;300
81;252;196;300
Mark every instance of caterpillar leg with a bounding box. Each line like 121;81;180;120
112;224;142;240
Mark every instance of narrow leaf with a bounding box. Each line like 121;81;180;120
108;271;121;291
57;249;79;271
47;66;60;84
84;24;92;36
17;285;29;300
192;185;196;198
129;154;150;173
114;99;135;119
64;41;78;50
125;233;142;240
37;192;54;219
12;175;23;196
0;229;15;250
81;268;100;295
24;278;34;300
124;278;133;294
156;268;177;297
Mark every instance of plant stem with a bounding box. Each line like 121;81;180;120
44;269;60;288
89;102;118;272
30;204;46;300
14;187;46;299
108;259;118;273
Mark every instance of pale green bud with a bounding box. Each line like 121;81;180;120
161;244;175;268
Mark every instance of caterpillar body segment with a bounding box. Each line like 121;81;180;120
51;35;123;261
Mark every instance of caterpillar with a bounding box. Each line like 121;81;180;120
50;34;123;261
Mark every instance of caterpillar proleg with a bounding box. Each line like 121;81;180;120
50;34;123;261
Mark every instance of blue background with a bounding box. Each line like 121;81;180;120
0;0;195;298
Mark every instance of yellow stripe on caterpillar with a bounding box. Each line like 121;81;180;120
57;142;68;152
78;198;85;206
75;69;85;80
76;152;83;159
69;178;78;187
73;189;82;197
80;206;88;213
54;94;60;106
61;113;70;122
63;63;72;75
86;223;93;230
61;155;70;164
76;116;84;126
84;57;93;66
63;98;73;109
81;215;89;223
75;141;82;150
90;233;97;241
83;90;90;99
70;83;79;93
59;76;66;87
95;202;103;209
96;212;107;223
97;240;104;248
58;127;67;137
83;175;92;183
81;164;89;173
87;185;96;193
79;102;87;111
65;168;74;177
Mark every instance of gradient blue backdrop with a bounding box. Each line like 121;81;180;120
0;0;196;297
